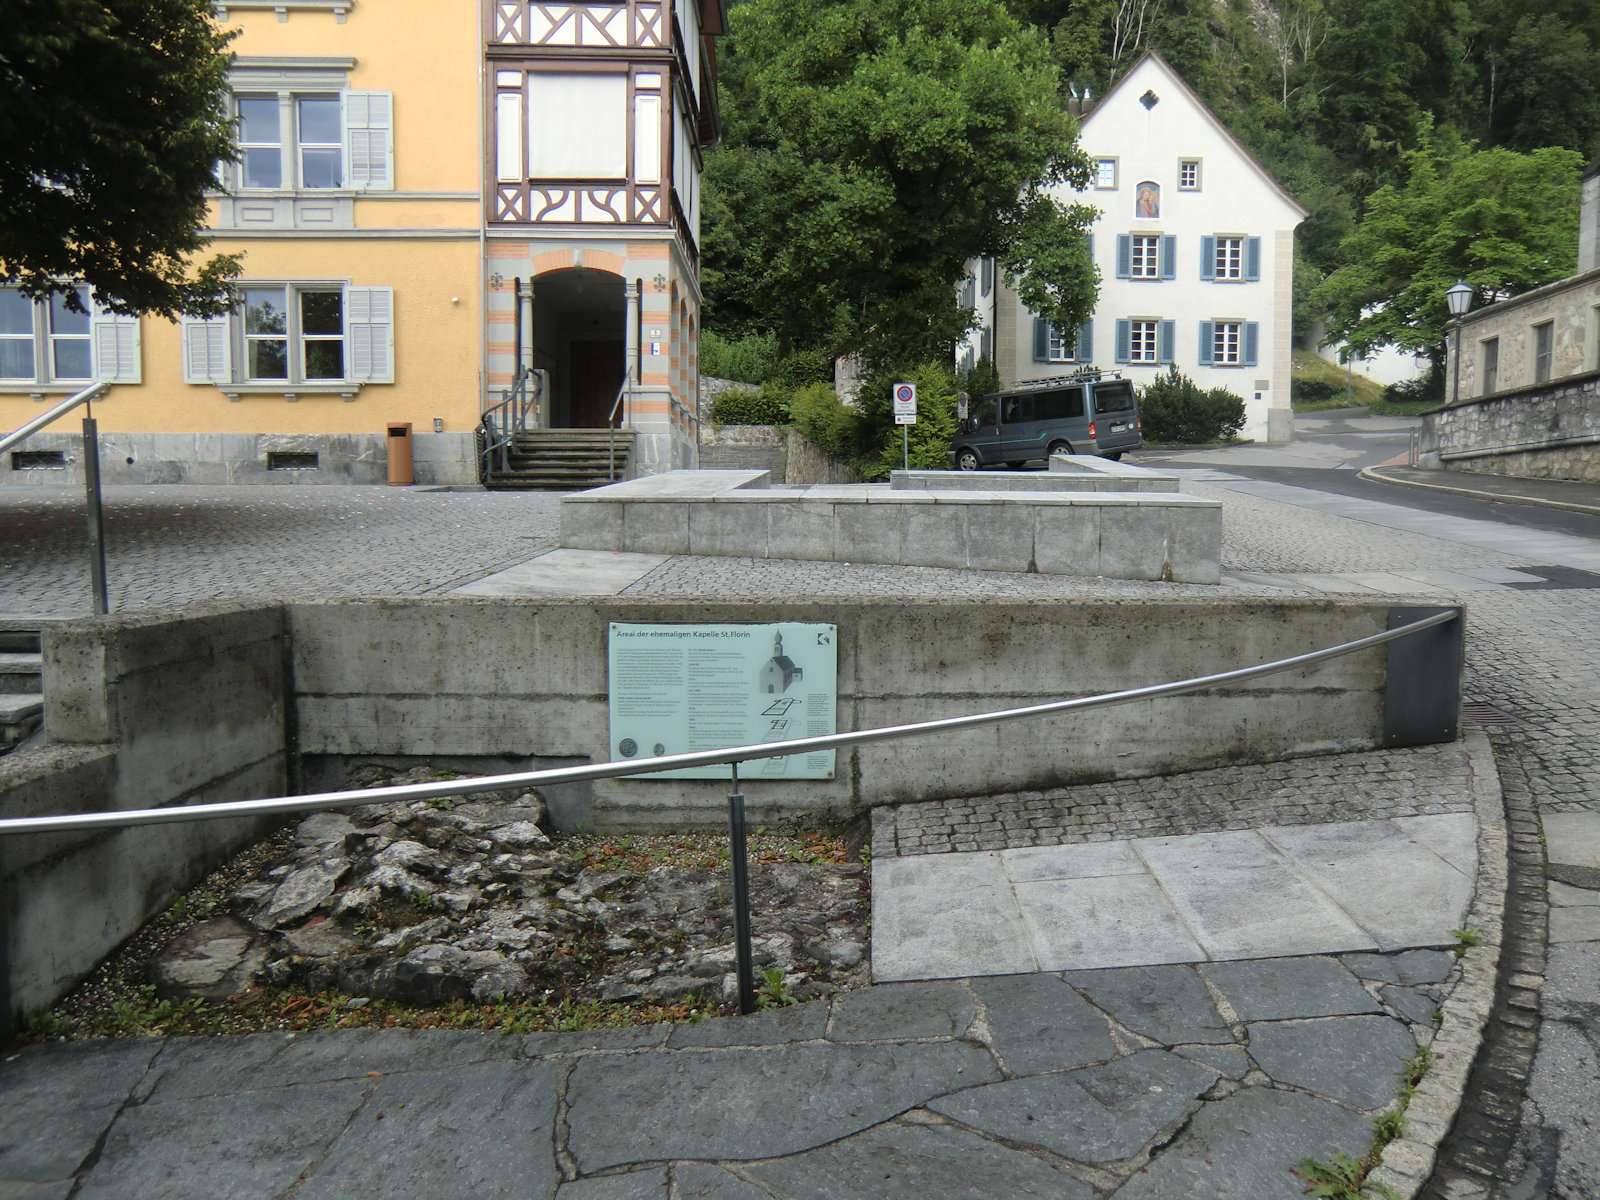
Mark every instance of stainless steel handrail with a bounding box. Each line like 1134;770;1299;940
0;382;109;457
478;366;539;478
605;375;629;482
0;609;1459;837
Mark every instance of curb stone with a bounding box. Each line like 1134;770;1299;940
1357;465;1600;518
1367;730;1508;1198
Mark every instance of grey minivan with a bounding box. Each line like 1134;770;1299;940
948;369;1143;470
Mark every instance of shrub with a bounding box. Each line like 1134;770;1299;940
1291;378;1341;406
774;349;834;389
700;330;780;385
855;361;961;476
1139;366;1247;443
707;386;789;426
787;383;872;464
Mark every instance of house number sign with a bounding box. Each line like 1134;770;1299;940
607;623;839;779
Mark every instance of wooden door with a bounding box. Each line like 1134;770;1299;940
568;340;626;428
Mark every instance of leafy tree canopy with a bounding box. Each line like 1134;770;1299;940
0;0;239;316
703;0;1099;368
1314;124;1582;361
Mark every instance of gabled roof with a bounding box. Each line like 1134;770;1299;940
1082;51;1310;221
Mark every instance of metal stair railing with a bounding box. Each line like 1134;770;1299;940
606;375;630;482
0;382;108;457
0;608;1460;1013
478;366;542;480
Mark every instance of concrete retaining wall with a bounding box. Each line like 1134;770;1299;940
1;604;288;1024
1418;373;1600;484
892;458;1182;493
288;596;1435;831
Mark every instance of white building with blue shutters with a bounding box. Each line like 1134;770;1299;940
963;52;1307;444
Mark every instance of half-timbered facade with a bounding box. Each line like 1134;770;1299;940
484;0;724;473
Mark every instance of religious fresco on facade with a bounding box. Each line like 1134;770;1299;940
1136;181;1160;219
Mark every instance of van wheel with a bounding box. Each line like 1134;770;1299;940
1047;441;1072;459
955;448;980;471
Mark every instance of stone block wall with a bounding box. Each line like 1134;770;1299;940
1418;373;1600;483
699;425;789;479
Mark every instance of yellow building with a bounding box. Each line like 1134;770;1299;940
0;0;722;486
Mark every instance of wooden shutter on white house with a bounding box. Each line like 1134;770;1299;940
181;315;232;384
89;299;141;384
345;286;394;383
343;92;394;190
1076;322;1093;363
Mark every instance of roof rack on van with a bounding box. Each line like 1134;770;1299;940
1007;367;1124;390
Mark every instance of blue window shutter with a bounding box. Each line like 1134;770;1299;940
1116;235;1132;279
1198;321;1214;366
1246;237;1262;281
1115;319;1131;364
1159;320;1175;364
1076;321;1093;363
1243;321;1259;366
1200;236;1216;282
1161;235;1176;280
1084;232;1094;260
1033;318;1049;362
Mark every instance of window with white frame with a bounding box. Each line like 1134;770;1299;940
1198;319;1259;368
182;283;393;390
1179;158;1201;190
1212;320;1242;364
1033;318;1091;364
1094;157;1117;189
1202;235;1260;282
1213;237;1244;280
1129;235;1161;279
1128;320;1159;363
230;89;392;191
0;286;140;388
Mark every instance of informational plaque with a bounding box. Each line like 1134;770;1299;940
608;623;838;779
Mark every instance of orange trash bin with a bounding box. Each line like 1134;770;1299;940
386;423;413;485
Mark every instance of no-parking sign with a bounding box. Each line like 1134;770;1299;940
893;382;917;425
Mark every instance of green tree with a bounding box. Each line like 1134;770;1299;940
705;0;1099;367
0;0;240;316
1314;125;1582;362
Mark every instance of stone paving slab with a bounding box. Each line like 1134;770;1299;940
872;814;1475;981
451;549;668;597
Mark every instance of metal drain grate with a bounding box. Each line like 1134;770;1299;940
1461;701;1530;731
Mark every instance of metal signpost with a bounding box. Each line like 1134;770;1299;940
893;382;917;471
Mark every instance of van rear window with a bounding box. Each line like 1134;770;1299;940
1092;380;1136;412
1034;388;1085;420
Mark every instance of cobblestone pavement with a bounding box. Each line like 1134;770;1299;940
871;745;1474;858
0;486;561;615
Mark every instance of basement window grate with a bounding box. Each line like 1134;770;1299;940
1461;702;1530;731
267;451;320;471
11;450;66;470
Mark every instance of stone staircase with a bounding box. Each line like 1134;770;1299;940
483;429;635;491
0;621;46;755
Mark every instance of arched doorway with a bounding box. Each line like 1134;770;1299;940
531;267;625;428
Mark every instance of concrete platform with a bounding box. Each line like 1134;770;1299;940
559;468;1222;583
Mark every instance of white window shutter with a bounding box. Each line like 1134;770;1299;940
345;286;394;383
181;314;232;384
343;91;394;191
90;297;142;384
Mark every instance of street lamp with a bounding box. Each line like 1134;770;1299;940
1446;279;1473;405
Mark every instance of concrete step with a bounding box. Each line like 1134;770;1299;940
0;629;42;654
0;651;43;694
0;691;43;753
